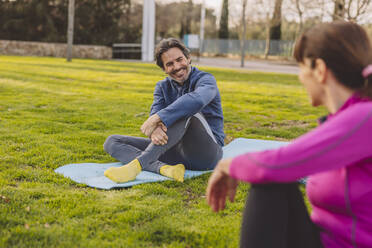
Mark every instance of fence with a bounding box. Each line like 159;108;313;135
201;39;294;57
112;39;295;59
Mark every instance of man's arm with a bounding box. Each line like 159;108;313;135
150;83;167;116
140;82;167;137
141;114;161;137
157;74;218;127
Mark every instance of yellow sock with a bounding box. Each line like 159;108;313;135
159;164;185;182
104;159;142;183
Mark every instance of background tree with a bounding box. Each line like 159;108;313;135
156;1;217;40
268;0;283;54
0;0;67;42
290;0;314;37
67;0;75;62
269;0;283;40
0;0;137;45
333;0;346;20
344;0;370;21
73;0;132;45
219;0;229;39
240;0;248;67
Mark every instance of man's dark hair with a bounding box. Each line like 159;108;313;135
155;38;190;69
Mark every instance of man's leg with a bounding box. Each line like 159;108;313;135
240;183;323;248
103;117;192;183
103;135;152;183
138;113;222;171
103;134;184;168
176;113;223;170
105;113;222;183
103;135;151;164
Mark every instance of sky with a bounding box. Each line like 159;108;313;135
157;0;372;24
159;0;222;13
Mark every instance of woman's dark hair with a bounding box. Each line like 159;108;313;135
155;38;190;69
294;21;372;99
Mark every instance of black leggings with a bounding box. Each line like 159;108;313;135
240;183;323;248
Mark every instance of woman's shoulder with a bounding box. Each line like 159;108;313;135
333;101;372;126
344;101;372;113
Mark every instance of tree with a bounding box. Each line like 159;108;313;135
333;0;346;20
290;0;313;36
266;0;283;55
0;0;67;42
74;0;132;45
67;0;75;62
186;0;193;34
219;0;229;39
240;0;248;67
0;0;136;45
177;0;194;39
332;0;372;22
269;0;283;40
156;1;217;40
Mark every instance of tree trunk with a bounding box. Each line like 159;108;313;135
269;0;283;40
269;0;283;55
218;0;229;54
199;0;206;58
185;0;193;34
333;0;345;20
264;13;270;59
240;0;247;67
294;0;303;38
67;0;75;62
218;0;229;39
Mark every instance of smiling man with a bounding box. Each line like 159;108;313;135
103;38;224;183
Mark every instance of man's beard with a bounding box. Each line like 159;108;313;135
169;64;191;84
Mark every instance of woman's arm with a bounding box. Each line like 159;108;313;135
230;104;372;183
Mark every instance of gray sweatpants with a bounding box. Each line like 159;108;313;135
103;113;223;173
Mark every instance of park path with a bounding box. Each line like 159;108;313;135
192;57;299;75
115;57;299;75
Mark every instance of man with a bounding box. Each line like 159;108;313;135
103;38;224;183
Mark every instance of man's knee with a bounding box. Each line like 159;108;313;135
103;135;122;153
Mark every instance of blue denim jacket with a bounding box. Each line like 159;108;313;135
150;66;225;146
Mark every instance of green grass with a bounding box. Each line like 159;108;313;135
0;55;326;247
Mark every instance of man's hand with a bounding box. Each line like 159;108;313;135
150;123;168;145
141;114;161;137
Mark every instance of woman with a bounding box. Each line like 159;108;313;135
206;21;372;248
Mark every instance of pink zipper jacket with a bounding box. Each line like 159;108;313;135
229;95;372;248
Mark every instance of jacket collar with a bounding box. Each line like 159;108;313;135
321;93;371;123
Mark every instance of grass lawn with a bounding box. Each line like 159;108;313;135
0;55;326;247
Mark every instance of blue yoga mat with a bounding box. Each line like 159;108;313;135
55;138;289;189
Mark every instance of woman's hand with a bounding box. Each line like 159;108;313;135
206;158;238;212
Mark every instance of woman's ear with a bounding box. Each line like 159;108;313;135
314;58;327;85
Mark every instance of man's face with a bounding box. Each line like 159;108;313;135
161;47;191;84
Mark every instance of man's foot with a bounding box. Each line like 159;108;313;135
104;159;142;183
160;164;185;182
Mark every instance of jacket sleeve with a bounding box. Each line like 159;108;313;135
150;83;167;116
229;104;372;183
156;74;217;127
